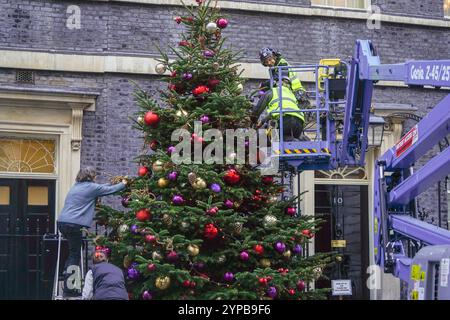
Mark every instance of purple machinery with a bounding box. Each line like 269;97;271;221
268;40;450;299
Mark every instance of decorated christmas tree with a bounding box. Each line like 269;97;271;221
94;0;334;300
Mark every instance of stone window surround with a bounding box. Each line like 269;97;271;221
0;87;97;224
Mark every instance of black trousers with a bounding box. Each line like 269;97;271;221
57;222;83;294
280;115;304;141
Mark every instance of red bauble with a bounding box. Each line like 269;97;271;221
223;169;241;185
204;223;218;239
170;71;177;77
302;229;313;238
296;280;306;291
206;207;219;216
217;18;229;29
147;263;156;271
149;140;159;151
254;244;264;255
190;281;197;288
179;40;191;47
144;111;160;127
138;166;149;177
258;277;268;286
136;209;151;222
168;83;177;91
207;79;220;88
174;16;182;24
182;280;191;288
288;289;296;296
286;207;296;216
192;85;210;96
144;234;157;243
262;176;274;184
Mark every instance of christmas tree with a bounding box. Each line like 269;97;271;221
94;0;334;300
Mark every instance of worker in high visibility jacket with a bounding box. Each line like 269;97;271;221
259;47;306;96
253;76;305;141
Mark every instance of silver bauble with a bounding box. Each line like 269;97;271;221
263;214;278;228
206;22;218;33
155;63;167;75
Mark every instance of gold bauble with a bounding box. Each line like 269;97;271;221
192;177;207;190
176;109;188;118
162;214;173;225
236;83;244;94
152;160;164;172
155;276;171;290
123;255;132;268
152;251;162;260
283;250;292;259
263;215;278;228
187;244;200;256
137;116;144;124
260;258;271;268
158;177;169;188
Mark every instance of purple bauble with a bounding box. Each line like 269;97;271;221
167;251;178;263
183;73;193;80
127;267;140;280
203;50;215;58
239;251;249;261
168;171;178;181
223;272;234;282
130;224;139;234
142;290;153;300
274;242;286;253
293;244;302;255
267;286;277;298
167;146;176;154
172;195;185;205
200;115;210;124
121;196;130;207
224;199;234;209
193;262;205;271
210;183;221;193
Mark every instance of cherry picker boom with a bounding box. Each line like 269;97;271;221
267;39;450;299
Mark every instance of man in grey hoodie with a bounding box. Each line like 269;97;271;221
57;166;126;297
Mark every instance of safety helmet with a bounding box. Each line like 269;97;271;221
259;47;279;65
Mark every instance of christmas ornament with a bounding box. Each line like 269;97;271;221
203;50;215;58
233;222;243;235
138;166;149;177
130;224;139;234
275;242;286;253
204;223;218;239
174;16;182;24
167;146;176;154
217;18;229;29
196;0;203;4
150;140;159;151
263;215;277;228
187;244;200;256
336;255;343;262
136;209;151;222
206;207;219;215
118;224;129;234
212;62;220;70
313;267;323;279
286;207;296;217
283;250;292;258
127;266;140;280
144;111;160;127
121;196;131;207
254;244;264;255
259;277;268;286
168;171;178;181
137;116;144;124
239;251;249;261
223;272;234;282
162;214;173;225
190;281;197;288
158;177;170;188
170;71;177;77
262;176;274;184
200;115;210;124
152;251;162;260
182;73;193;80
176;109;188;118
217;255;226;264
193;178;207;190
145;234;157;243
268;196;278;203
142;290;153;300
223;169;241;185
260;258;271;268
193;262;205;271
155;276;171;290
206;22;218;33
224;199;234;209
123;255;132;268
207;78;220;88
182;280;191;288
293;244;302;255
172;195;185;205
168;83;176;91
267;286;277;299
188;172;197;183
237;83;244;94
302;229;313;238
179;40;191;47
210;183;221;193
192;85;210;96
226;152;237;163
296;280;305;291
152;160;164;172
166;251;178;263
147;263;156;272
155;63;166;75
180;221;190;231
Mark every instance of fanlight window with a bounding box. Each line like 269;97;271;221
315;166;368;180
0;138;56;174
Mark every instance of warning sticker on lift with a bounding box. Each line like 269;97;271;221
396;125;418;158
440;258;449;288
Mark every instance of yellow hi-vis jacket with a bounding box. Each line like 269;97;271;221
267;86;305;122
277;58;305;93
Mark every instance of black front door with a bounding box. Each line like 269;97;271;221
314;184;370;300
0;179;55;299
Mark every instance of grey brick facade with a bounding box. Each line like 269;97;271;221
0;1;448;224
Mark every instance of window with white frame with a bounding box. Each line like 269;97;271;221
445;0;450;17
311;0;368;9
